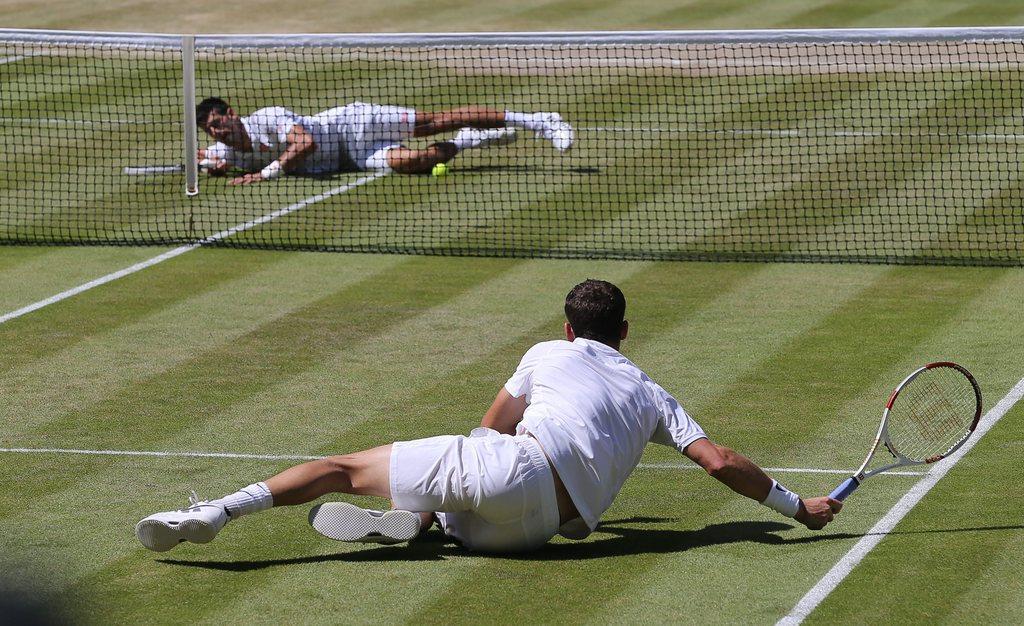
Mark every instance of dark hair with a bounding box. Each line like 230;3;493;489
196;97;230;127
564;279;626;346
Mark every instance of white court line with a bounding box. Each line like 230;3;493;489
0;117;167;127
0;446;924;475
0;172;387;326
0;55;25;64
582;126;1024;140
777;375;1024;625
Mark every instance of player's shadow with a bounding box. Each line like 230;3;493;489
156;519;1024;570
512;518;801;561
456;164;600;175
156;517;802;571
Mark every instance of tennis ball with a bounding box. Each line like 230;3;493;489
432;163;449;178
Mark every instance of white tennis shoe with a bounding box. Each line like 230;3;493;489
453;127;519;150
309;502;420;545
535;112;574;152
135;491;228;552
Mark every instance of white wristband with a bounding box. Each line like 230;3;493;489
762;479;801;518
260;161;283;180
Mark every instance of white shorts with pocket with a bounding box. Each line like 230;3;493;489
316;101;416;172
390;427;561;552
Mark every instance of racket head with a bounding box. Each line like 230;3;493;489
881;361;982;464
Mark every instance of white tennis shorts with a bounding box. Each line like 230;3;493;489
390;427;561;552
316;101;416;172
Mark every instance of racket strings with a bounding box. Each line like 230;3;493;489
887;366;977;463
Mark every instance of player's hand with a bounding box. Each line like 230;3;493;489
229;172;264;185
205;160;231;176
795;496;843;530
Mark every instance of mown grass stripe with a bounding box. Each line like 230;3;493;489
780;0;891;27
11;257;514;447
153;260;639;460
0;253;403;437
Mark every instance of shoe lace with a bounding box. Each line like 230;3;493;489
188;490;201;507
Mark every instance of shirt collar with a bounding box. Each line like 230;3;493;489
573;336;621;355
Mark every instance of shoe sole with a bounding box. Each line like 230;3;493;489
308;502;420;545
135;517;221;552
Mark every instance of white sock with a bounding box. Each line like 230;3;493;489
504;111;543;132
211;481;273;519
450;128;479;151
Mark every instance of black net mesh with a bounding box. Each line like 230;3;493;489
2;32;1023;265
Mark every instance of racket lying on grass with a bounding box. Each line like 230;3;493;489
830;361;982;501
123;160;214;176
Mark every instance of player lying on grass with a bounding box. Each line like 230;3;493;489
195;97;574;184
136;279;842;553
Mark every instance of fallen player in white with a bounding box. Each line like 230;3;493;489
194;97;574;184
136;279;842;553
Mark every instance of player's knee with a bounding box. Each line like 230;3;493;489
327;453;384;493
319;455;357;486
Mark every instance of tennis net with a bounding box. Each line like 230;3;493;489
1;28;1023;265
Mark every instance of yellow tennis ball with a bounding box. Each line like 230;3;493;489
432;163;449;178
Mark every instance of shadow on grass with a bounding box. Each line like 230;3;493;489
455;164;601;175
203;164;601;183
156;518;1024;571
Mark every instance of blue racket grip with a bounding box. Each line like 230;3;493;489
829;477;860;501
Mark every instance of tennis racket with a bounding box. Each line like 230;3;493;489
123;160;214;176
830;361;982;501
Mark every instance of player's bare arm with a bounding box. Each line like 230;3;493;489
231;124;316;185
684;438;842;530
480;388;528;435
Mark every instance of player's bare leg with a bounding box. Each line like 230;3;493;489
387;144;459;174
416;106;574;152
386;129;518;174
265;444;393;504
135;444;421;551
413;106;506;136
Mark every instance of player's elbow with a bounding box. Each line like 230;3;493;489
703;458;728;479
703;445;739;479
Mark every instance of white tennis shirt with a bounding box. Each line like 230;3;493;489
238;106;354;173
506;338;707;534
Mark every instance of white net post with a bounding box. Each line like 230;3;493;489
182;35;198;197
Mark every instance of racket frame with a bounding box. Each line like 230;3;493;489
830;361;981;501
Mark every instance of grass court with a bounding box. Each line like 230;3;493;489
1;1;1023;624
